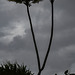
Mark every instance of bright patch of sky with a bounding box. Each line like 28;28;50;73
0;20;26;43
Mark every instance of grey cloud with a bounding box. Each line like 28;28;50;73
0;42;7;50
0;31;6;37
0;0;75;75
8;34;34;51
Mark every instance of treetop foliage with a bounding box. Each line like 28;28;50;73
8;0;43;6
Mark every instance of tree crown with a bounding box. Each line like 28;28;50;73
8;0;43;6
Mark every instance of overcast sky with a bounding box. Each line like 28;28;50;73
0;0;75;75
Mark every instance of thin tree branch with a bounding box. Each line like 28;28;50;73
26;4;41;71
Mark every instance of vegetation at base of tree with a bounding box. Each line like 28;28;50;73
64;70;75;75
0;61;34;75
55;70;75;75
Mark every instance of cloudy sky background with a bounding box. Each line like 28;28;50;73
0;0;75;75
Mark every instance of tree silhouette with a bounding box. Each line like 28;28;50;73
7;0;55;75
8;0;42;72
37;1;55;75
0;61;34;75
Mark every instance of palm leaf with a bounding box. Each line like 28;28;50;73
32;0;43;3
8;0;22;4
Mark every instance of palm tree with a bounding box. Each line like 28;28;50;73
37;0;55;75
8;0;42;72
7;0;55;75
